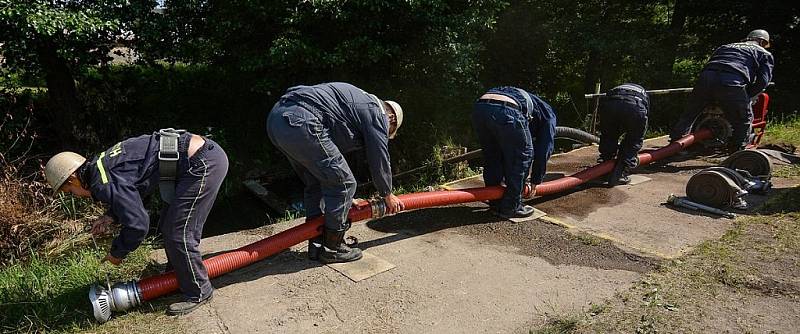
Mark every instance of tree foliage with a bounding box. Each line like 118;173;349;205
0;0;155;145
0;0;156;79
1;0;799;170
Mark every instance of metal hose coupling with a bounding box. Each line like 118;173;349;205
89;280;141;323
369;198;387;218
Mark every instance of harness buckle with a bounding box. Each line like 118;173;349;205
157;128;186;204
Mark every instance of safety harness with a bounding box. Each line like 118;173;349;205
158;128;186;204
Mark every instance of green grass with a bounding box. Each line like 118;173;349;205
0;241;166;333
531;315;580;334
570;232;604;246
645;128;669;139
773;164;800;179
762;115;800;147
759;185;800;214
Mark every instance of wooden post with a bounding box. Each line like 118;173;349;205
590;81;601;133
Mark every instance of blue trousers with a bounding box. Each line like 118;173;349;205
670;70;753;151
266;99;356;231
472;101;533;214
160;138;228;302
598;97;648;168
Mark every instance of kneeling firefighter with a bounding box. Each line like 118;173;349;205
45;129;228;315
266;82;405;264
597;83;650;185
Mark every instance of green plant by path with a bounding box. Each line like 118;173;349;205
763;115;800;147
0;242;175;333
531;315;580;334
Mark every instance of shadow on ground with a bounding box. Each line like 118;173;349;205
364;205;658;273
171;204;659;297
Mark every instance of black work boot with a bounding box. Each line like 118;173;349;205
319;228;363;264
307;236;323;261
485;199;500;210
608;161;632;186
611;173;631;186
167;293;213;316
494;204;536;219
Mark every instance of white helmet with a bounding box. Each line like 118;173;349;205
746;29;770;48
384;100;403;139
45;152;86;190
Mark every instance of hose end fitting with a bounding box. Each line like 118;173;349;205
89;281;141;323
369;198;387;218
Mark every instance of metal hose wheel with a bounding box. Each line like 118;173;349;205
555;126;600;144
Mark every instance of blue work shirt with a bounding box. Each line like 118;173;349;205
486;86;557;184
82;133;167;259
280;82;393;196
704;41;774;97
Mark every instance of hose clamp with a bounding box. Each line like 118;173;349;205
370;199;386;218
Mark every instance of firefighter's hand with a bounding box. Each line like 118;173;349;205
352;198;369;208
90;215;114;237
384;193;405;215
523;183;537;199
102;254;122;266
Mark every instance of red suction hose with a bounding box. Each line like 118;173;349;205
137;129;713;301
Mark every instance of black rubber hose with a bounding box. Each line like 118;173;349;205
555;126;599;144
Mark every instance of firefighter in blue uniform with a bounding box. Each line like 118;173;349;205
472;86;557;218
598;83;650;185
266;82;405;264
670;29;774;153
45;130;228;315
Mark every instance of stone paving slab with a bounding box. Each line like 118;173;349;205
326;251;396;282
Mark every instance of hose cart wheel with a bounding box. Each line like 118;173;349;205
686;170;740;208
722;149;773;177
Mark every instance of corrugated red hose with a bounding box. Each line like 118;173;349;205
138;129;712;301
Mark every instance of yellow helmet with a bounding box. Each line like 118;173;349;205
45;152;86;190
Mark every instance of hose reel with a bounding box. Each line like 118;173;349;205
686;164;772;210
686;169;745;209
694;106;733;148
722;149;773;177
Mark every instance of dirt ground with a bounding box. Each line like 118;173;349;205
573;212;800;333
144;137;798;333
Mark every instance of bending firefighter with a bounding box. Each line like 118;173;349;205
597;83;650;185
45;129;228;315
267;82;405;264
472;86;557;218
669;29;774;152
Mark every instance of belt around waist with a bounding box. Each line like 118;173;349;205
476;98;521;111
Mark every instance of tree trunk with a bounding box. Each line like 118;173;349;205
583;3;607;93
37;39;81;147
583;47;603;94
661;0;689;85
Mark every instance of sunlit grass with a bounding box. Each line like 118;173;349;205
763;115;800;147
0;242;163;333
